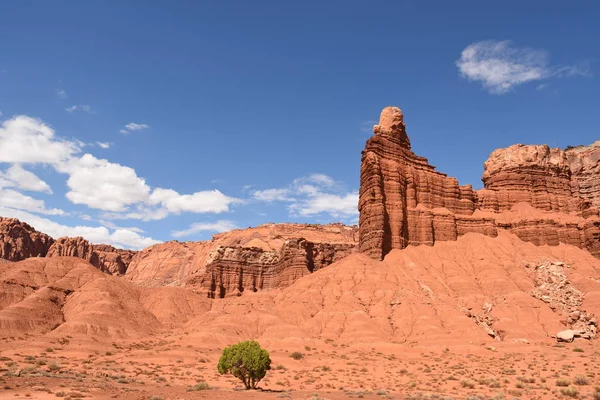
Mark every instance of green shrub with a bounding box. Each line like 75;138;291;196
217;340;271;390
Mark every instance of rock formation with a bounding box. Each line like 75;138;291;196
359;106;600;260
0;218;135;274
566;141;600;210
0;218;54;261
479;144;596;215
126;223;358;297
47;237;135;275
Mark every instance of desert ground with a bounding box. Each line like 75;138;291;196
2;333;600;399
3;232;600;400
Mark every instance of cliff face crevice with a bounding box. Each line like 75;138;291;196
359;107;600;260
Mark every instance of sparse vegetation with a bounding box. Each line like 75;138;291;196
461;379;475;389
187;381;209;391
48;361;60;372
574;374;589;385
556;378;571;387
560;386;579;398
290;352;304;360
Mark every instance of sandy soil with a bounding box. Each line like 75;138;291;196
2;334;600;399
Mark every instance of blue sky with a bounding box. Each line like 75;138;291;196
0;1;598;249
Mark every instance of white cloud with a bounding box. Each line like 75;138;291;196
0;116;79;164
0;164;52;193
65;104;92;113
1;114;239;216
289;191;358;218
456;40;590;94
120;122;149;134
0;114;241;247
125;123;149;131
252;188;294;202
64;154;151;212
0;189;64;215
171;220;239;238
253;174;358;220
96;142;111;149
148;188;241;215
99;219;145;233
0;207;159;250
56;89;68;99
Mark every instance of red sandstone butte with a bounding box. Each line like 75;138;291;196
359;106;600;260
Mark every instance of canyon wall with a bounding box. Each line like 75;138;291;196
359;107;600;260
126;223;358;297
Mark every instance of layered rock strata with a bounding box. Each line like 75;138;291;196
359;106;600;260
126;223;358;297
0;218;136;274
47;237;135;275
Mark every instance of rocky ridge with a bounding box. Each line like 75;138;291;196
359;106;600;260
47;237;136;275
0;218;53;261
125;223;358;297
0;217;135;275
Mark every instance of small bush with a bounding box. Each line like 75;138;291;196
290;352;304;360
573;347;584;353
461;380;475;389
48;362;60;372
188;381;209;391
574;374;589;385
217;340;271;390
556;378;570;387
560;386;579;398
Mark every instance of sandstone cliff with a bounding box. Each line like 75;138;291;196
0;217;54;260
0;218;135;274
47;237;136;274
359;106;600;260
126;223;358;297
